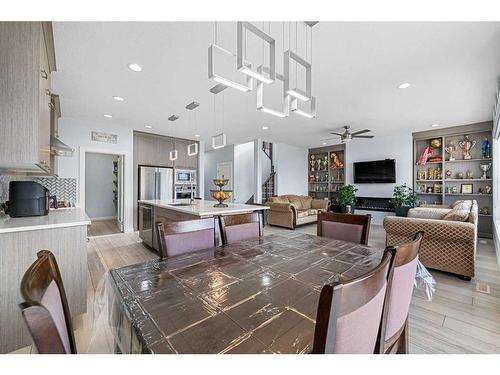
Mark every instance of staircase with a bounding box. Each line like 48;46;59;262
262;141;276;203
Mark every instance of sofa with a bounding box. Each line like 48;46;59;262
266;195;329;229
383;200;478;280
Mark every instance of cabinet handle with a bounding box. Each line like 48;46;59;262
41;70;48;79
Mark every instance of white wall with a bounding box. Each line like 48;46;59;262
203;145;234;200
274;143;308;196
85;153;117;220
345;132;413;197
57;118;134;232
234;142;255;203
345;132;412;225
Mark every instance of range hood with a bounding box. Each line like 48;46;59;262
50;135;74;157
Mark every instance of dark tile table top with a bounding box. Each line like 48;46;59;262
109;232;383;354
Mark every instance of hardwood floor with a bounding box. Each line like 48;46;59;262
87;219;121;237
12;223;500;353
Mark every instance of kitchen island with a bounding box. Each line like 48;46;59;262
0;208;91;353
138;199;269;250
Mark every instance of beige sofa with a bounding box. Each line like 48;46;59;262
267;195;329;229
383;200;478;280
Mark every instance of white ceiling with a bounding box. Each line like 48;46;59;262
52;22;500;149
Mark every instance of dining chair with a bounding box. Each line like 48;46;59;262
317;212;372;245
218;212;263;245
312;247;396;354
156;218;216;259
19;250;77;354
380;231;424;354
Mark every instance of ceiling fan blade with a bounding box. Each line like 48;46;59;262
351;129;371;136
329;132;344;136
353;135;374;139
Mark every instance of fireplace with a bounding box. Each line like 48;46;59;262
355;196;394;213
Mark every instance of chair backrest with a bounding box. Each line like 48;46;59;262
19;250;77;354
219;212;262;245
317;212;372;245
156;218;216;259
381;231;423;344
312;248;396;354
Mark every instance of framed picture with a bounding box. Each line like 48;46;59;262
461;183;473;194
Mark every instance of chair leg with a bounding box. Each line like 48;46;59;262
396;320;409;354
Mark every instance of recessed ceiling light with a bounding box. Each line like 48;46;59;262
145;125;152;129
113;96;124;102
397;82;411;89
262;126;269;130
430;124;440;128
128;63;142;72
322;142;327;145
194;134;200;138
103;114;112;118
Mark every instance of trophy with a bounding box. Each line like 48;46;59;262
444;141;457;161
479;163;491;179
458;135;476;160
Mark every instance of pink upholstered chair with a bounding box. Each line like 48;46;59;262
317;212;372;245
312;248;396;354
381;231;423;354
219;212;263;245
19;250;77;354
156;218;216;259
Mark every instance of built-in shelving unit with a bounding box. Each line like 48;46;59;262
413;122;493;238
308;144;346;201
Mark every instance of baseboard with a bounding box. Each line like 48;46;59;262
90;216;117;221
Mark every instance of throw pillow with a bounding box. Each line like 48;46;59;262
443;208;469;222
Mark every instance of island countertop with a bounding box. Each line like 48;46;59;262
0;207;91;234
138;199;269;217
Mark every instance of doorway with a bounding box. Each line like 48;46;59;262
85;152;124;236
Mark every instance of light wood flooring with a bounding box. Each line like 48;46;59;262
87;219;121;237
12;223;500;354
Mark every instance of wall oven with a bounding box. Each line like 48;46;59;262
175;169;196;184
175;185;196;199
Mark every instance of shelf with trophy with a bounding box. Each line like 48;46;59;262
308;144;346;201
413;121;493;238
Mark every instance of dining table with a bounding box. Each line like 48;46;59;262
107;232;384;354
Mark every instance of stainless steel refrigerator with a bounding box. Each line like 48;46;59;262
138;166;174;201
138;166;173;247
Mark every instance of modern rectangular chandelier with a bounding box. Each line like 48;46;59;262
237;22;276;85
256;66;289;118
291;96;316;118
284;50;312;102
208;44;253;92
187;142;199;156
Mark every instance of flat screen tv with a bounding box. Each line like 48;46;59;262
354;159;396;183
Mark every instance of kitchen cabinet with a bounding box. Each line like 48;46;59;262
134;132;174;167
0;22;56;173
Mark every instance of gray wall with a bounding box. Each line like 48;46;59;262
85;152;117;220
204;145;234;200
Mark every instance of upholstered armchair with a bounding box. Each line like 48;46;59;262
267;195;329;229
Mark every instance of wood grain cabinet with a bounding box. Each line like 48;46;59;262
0;22;56;173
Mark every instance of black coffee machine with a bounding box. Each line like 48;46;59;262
5;181;54;218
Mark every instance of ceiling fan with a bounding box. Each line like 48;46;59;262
323;126;374;143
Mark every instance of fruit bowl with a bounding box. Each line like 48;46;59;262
210;190;233;207
213;178;229;188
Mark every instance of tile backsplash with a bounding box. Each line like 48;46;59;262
0;174;77;204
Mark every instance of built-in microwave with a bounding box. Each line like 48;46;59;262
175;169;196;184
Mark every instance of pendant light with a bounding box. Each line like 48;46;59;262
186;101;199;156
169;115;178;161
211;91;227;149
